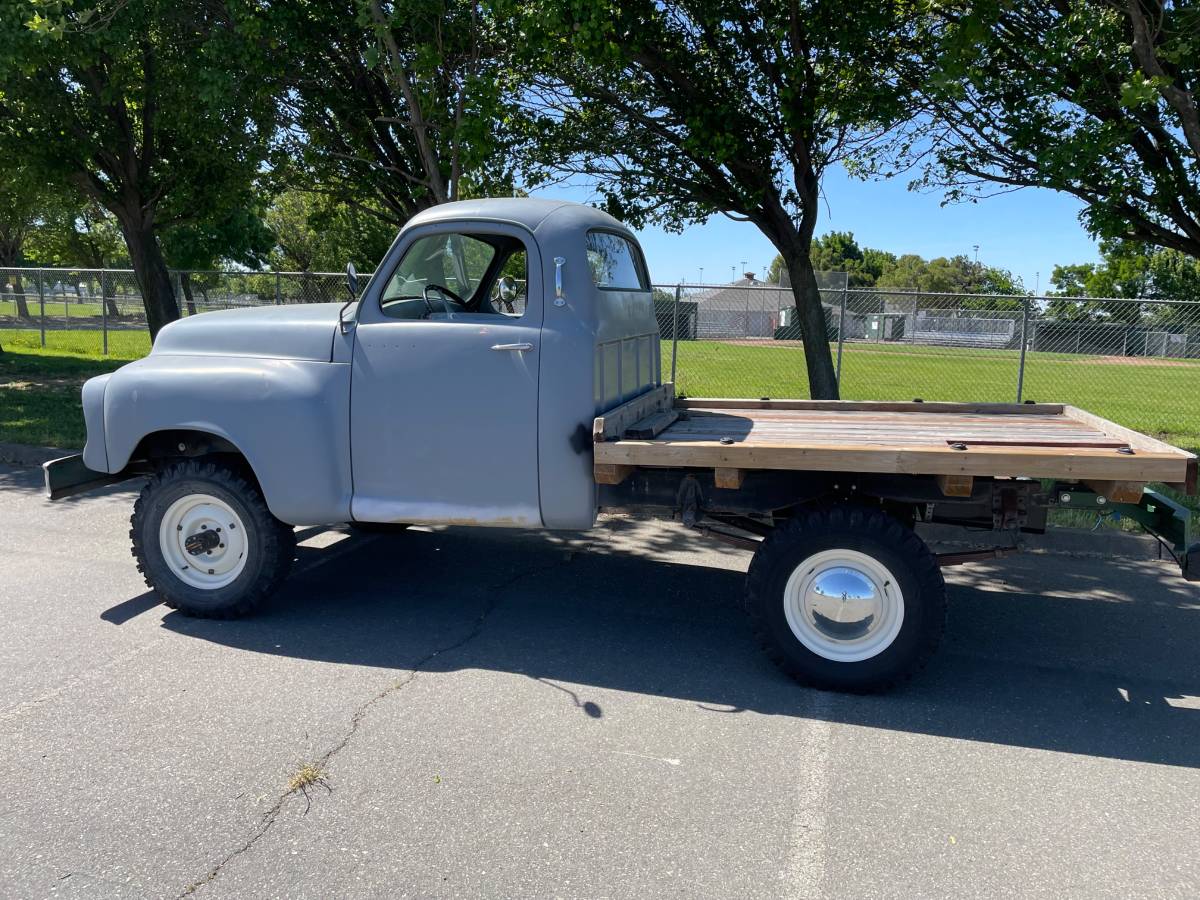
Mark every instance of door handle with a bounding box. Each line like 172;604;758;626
490;342;534;352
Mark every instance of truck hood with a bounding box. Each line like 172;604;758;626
151;303;343;362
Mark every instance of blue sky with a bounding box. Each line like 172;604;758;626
532;167;1102;292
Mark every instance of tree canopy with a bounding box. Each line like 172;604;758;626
915;0;1200;260
0;0;279;336
276;0;519;229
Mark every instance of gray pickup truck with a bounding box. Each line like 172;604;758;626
46;198;1198;692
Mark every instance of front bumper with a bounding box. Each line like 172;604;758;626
42;454;131;500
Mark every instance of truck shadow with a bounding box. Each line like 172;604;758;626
147;522;1200;769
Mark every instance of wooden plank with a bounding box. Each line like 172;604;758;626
593;383;674;443
1062;405;1196;491
624;409;680;440
593;463;635;485
676;398;1066;415
936;474;974;497
1083;480;1145;503
1062;405;1190;455
593;438;1190;483
713;467;745;489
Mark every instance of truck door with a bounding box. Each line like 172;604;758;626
349;223;544;526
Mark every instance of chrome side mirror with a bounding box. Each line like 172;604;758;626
497;276;518;302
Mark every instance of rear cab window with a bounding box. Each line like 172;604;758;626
586;231;649;291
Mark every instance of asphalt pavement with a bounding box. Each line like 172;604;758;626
2;461;1199;899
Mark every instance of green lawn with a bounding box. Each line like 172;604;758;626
0;298;113;318
0;331;147;447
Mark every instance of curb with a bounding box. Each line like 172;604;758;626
918;522;1161;561
0;442;78;468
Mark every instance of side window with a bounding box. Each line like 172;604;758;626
381;233;495;318
586;231;648;290
380;232;530;320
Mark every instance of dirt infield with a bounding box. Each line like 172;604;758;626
1081;354;1200;367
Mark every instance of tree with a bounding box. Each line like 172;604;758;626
1048;239;1200;323
26;203;129;319
26;204;128;272
515;0;924;398
0;0;278;338
265;190;397;273
916;1;1200;260
277;0;518;231
770;234;897;287
0;165;52;320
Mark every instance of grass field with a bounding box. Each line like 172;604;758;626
0;298;114;318
0;331;147;447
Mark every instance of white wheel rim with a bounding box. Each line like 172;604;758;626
783;549;904;663
158;494;248;590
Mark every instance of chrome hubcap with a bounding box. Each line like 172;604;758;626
783;549;904;662
159;494;248;590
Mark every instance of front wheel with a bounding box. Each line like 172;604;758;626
745;506;946;693
131;459;295;618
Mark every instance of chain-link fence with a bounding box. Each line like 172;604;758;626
0;267;361;355
3;265;1197;445
653;280;1200;446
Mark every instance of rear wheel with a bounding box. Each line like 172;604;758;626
131;460;295;618
746;506;946;692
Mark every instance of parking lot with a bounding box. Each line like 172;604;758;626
3;460;1200;899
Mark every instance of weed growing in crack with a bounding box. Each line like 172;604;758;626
287;762;331;814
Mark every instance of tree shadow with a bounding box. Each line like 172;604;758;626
151;523;1200;769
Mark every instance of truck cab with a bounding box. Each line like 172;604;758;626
346;199;660;531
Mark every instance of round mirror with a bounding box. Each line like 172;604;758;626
497;276;518;302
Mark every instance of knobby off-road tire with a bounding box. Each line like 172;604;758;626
746;506;946;693
131;459;296;618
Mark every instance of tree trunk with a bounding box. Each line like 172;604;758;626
0;242;32;320
784;251;840;399
120;221;179;339
10;272;31;321
100;270;119;319
180;271;198;316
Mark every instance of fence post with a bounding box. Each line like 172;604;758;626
275;272;282;306
101;275;108;355
835;283;848;387
1016;295;1030;403
37;269;45;348
670;283;681;385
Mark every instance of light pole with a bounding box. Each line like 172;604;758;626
972;244;979;264
698;266;704;284
730;265;736;282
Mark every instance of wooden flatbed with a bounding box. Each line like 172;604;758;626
592;385;1197;497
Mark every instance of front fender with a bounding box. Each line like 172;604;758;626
102;355;352;525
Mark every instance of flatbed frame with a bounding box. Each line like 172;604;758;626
592;385;1197;498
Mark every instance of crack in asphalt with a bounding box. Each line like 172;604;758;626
176;554;574;898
